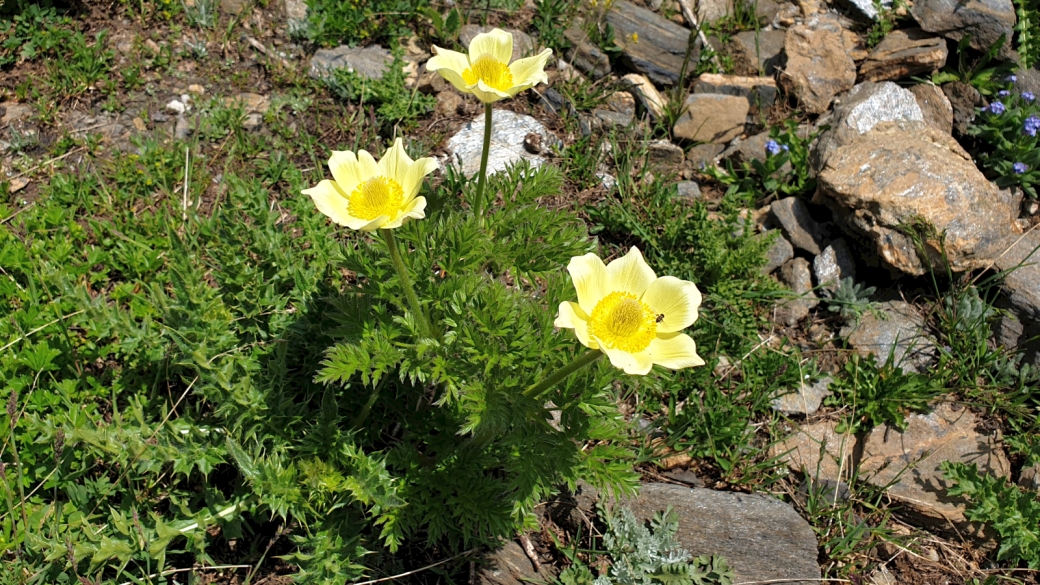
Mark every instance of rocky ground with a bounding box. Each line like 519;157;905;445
3;0;1040;583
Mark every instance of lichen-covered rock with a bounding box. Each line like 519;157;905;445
446;110;557;177
817;121;1015;275
814;81;924;168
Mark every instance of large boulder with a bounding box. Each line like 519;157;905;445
816;121;1016;275
814;81;924;168
911;0;1016;55
780;24;857;114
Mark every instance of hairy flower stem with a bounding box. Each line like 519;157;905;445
523;349;603;400
380;229;435;340
472;103;493;220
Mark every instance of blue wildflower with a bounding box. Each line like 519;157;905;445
1008;74;1018;83
1025;116;1040;137
1024;91;1036;101
765;139;782;156
1013;162;1029;174
782;144;790;152
998;90;1011;98
988;101;1006;115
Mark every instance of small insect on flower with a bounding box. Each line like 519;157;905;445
426;28;553;104
555;247;704;375
302;138;438;232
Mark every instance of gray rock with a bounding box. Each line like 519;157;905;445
606;0;699;86
475;541;555;585
772;376;833;415
242;112;263;131
777;258;820;326
684;143;725;172
673;93;748;143
647;139;685;173
676;180;702;199
696;0;734;23
283;0;307;28
460;25;535;57
621;73;668;119
761;231;795;274
309;45;393;80
993;230;1040;364
623;484;822;585
220;0;248;14
0;103;33;126
910;82;955;135
840;300;937;372
564;28;611;78
593;92;636;129
860;402;1010;537
943;81;981;135
772;420;856;483
446;110;557;177
1020;464;1040;491
726;29;787;77
859;28;948;83
693;73;778;114
813;239;856;293
539;87;576;118
814;81;924;168
770;197;824;255
816;121;1016;275
911;0;1015;56
174;114;192;140
781;24;857;114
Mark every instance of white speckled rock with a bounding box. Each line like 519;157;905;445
446;110;558;177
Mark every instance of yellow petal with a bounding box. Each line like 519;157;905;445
641;276;702;333
469;28;513;64
645;332;705;370
302;180;374;231
606;247;656;297
357;215;390;232
328;150;362;193
602;346;654;375
567;253;608;314
378;138;411;181
472;80;510;103
555;301;598;349
427;47;473;93
356;149;381;179
381;196;427;229
403;156;439;198
507;48;552;94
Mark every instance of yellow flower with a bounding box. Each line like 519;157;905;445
302;138;438;232
555;247;705;375
426;28;553;103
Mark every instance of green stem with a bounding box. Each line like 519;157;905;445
351;378;385;429
472;103;493;219
380;229;435;340
523;349;603;400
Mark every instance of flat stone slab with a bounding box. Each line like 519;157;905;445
860;402;1010;536
911;0;1015;55
446;110;556;177
623;484;822;585
772;376;833;415
859;28;948;83
673;93;748;143
840;300;937;372
772;420;857;483
606;0;697;86
309;45;394;80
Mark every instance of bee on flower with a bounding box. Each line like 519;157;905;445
555;247;705;375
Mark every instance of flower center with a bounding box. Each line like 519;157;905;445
462;55;514;92
588;291;658;353
347;176;405;221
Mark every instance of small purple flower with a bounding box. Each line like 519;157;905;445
1025;116;1040;137
987;101;1006;115
1023;91;1036;101
1013;162;1029;174
765;139;782;156
782;144;790;152
1008;74;1018;83
998;90;1011;98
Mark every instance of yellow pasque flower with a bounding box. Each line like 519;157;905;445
555;247;705;375
426;28;553;103
302;138;438;232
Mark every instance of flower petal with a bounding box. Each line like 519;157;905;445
606;247;656;297
602;346;653;375
358;215;390;232
356;149;381;179
469;28;513;64
378;138;411;182
328;150;362;193
567;253;608;314
472;80;510;103
427;47;472;93
302;180;376;231
403;156;439;199
645;332;705;370
382;196;427;229
555;301;598;349
641;276;702;333
507;48;552;93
